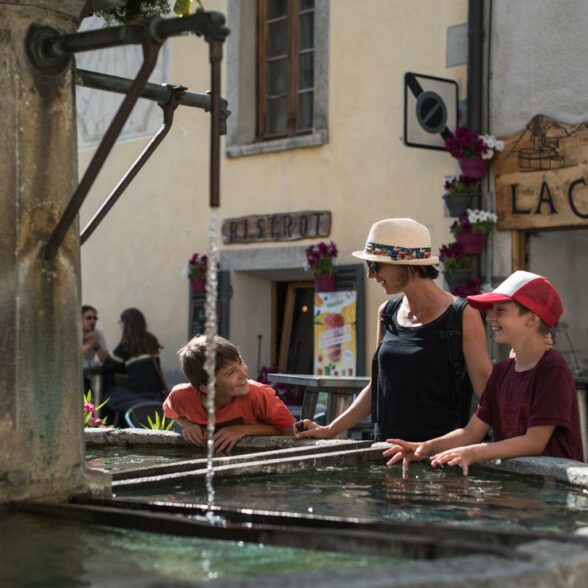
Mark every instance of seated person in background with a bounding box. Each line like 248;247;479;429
384;271;584;475
104;308;167;425
164;335;294;453
82;305;110;368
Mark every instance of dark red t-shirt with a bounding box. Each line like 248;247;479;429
476;350;583;461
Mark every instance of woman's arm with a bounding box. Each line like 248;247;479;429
462;305;492;398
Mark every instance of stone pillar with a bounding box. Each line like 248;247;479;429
0;0;106;501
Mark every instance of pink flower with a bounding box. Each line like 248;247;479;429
84;402;95;413
90;417;102;426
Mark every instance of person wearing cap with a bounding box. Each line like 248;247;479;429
295;218;492;442
384;270;584;474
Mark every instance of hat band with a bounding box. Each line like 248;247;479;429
365;241;432;262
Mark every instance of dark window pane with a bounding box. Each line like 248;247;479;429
268;59;288;95
297;91;313;131
268;0;288;19
267;20;288;57
267;97;288;136
301;0;315;10
298;52;314;90
299;12;314;50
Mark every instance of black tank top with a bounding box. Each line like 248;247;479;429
373;297;464;442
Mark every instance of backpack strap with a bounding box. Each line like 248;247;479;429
380;295;403;336
440;297;473;426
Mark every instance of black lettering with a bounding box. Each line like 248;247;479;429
269;215;278;239
568;177;588;219
256;218;265;239
243;219;249;240
510;184;531;214
300;215;309;236
535;181;557;214
313;212;323;235
283;215;293;238
229;221;238;242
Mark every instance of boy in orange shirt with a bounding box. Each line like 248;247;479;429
164;335;294;452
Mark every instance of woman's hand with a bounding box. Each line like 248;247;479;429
383;438;427;470
293;419;332;439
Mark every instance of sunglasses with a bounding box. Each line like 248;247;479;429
366;260;381;273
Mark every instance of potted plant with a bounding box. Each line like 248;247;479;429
186;252;208;294
305;241;338;292
449;275;482;297
444;126;504;178
450;208;498;254
442;175;481;217
439;241;473;290
83;0;197;23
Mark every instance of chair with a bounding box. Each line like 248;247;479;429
124;401;182;432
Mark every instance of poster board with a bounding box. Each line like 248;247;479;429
313;291;357;376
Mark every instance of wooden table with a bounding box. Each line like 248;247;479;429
267;374;370;424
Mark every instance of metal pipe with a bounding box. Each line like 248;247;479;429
76;69;211;110
51;11;228;56
80;86;186;245
44;32;162;261
209;39;223;208
467;0;484;131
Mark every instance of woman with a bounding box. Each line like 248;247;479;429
295;218;492;442
106;308;167;424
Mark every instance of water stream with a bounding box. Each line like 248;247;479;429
204;207;220;510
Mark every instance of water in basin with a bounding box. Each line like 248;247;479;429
0;510;396;587
117;462;588;534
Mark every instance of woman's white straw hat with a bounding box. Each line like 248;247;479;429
352;218;439;266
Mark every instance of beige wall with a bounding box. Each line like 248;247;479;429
80;0;468;381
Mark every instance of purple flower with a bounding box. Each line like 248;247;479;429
305;241;338;276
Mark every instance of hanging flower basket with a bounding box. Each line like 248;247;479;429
191;279;206;294
444;269;473;290
443;191;479;217
457;157;490;179
455;230;487;254
314;273;337;292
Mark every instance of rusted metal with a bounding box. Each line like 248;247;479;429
44;31;162;261
80;85;186;245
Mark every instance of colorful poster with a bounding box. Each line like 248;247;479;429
314;290;357;377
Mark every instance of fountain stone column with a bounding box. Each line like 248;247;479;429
0;0;109;502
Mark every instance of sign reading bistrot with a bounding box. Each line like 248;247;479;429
493;114;588;230
222;210;331;244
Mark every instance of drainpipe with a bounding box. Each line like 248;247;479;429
467;0;484;131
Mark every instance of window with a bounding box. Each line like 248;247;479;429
257;0;315;140
225;0;328;158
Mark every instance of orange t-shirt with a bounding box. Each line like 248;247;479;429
163;380;294;432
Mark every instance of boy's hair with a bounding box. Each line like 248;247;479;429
513;301;551;335
178;335;241;389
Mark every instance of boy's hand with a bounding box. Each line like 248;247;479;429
382;438;426;470
429;445;479;476
181;424;207;446
293;419;331;439
213;425;246;453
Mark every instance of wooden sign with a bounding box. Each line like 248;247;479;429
222;210;331;244
493;114;588;230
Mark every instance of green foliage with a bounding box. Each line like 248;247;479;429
96;1;173;24
142;410;175;431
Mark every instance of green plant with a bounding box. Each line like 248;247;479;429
142;411;175;431
439;242;471;273
92;0;201;24
83;390;110;428
443;175;481;194
450;209;498;235
305;241;338;276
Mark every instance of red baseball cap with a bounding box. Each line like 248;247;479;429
467;270;563;327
